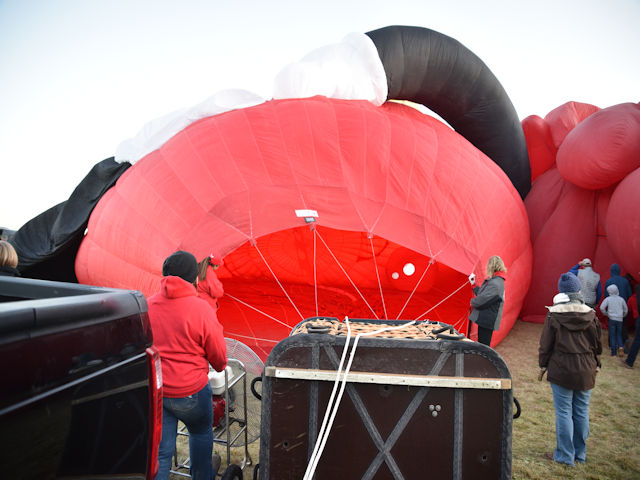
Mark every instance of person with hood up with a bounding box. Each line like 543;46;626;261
604;263;632;302
197;252;225;313
600;284;629;357
539;272;602;467
149;250;227;480
569;258;601;309
468;255;506;346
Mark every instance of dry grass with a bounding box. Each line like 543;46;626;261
172;321;640;479
496;321;640;480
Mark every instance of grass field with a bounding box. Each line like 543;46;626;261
497;320;640;480
172;320;640;479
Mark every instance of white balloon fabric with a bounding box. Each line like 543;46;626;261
115;89;265;164
273;32;388;106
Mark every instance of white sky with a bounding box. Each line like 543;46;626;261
1;0;638;230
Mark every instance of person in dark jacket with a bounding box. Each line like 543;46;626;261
604;263;632;302
468;255;506;346
539;272;602;466
622;275;640;368
149;250;227;480
0;240;19;276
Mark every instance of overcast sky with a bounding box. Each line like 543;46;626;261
1;0;638;230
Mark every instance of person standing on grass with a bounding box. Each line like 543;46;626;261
539;272;602;467
622;277;640;368
600;284;628;357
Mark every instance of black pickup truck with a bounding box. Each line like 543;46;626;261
0;276;162;479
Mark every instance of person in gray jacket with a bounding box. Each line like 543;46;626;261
600;284;628;356
468;255;506;346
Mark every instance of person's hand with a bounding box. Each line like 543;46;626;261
537;367;547;381
468;273;476;286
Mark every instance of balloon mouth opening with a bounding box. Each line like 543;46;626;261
211;225;471;359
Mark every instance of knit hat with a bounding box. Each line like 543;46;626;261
162;250;198;283
558;272;581;294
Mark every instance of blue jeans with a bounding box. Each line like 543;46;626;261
550;383;592;466
609;320;624;354
626;317;640;366
156;382;214;480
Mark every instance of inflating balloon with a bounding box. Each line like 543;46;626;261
12;26;534;359
76;97;531;358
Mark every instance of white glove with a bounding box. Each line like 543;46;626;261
468;273;476;285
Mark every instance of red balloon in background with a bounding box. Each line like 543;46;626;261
76;97;531;359
521;102;640;323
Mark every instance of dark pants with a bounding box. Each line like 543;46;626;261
626;317;640;367
477;326;494;346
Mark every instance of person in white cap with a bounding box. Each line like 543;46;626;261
569;258;601;309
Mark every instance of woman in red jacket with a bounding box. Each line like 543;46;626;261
197;252;225;312
149;250;227;480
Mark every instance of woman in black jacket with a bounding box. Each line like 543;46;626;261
469;255;506;346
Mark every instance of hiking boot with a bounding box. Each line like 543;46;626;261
617;347;624;357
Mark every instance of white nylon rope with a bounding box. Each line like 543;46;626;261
369;236;388;320
316;230;379;319
224;293;292;329
303;318;352;480
252;243;305;321
414;280;471;321
304;318;417;479
395;260;433;320
313;228;319;318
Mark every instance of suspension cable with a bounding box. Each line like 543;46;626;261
252;243;305;321
369;236;388;320
313;228;319;318
414;280;470;321
395;261;433;320
225;293;292;329
316;230;379;319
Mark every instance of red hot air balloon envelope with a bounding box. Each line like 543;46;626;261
521;102;640;324
2;26;530;361
76;97;531;359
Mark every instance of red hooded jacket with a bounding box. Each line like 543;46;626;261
197;265;224;312
148;275;227;398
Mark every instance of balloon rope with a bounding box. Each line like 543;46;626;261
224;331;279;344
304;319;416;479
303;318;352;480
414;280;469;321
225;293;292;329
395;261;433;320
313;229;319;318
369;236;388;320
315;230;379;319
253;244;305;320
